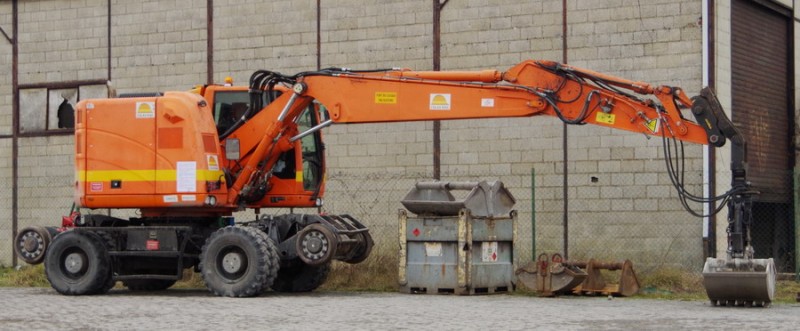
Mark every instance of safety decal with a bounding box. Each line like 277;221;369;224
181;195;196;202
595;112;615;125
425;242;443;257
206;155;220;171
135;102;156;119
375;92;397;104
482;242;498;262
163;195;178;203
481;98;495;108
645;118;660;134
429;93;451;110
90;182;103;192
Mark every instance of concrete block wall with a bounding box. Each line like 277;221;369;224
1;0;721;268
0;1;11;136
563;0;705;265
111;0;206;92
316;0;434;247
429;0;705;267
438;0;565;258
17;0;107;84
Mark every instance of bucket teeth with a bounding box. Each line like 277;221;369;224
702;257;776;307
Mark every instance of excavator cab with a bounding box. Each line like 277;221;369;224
205;85;326;208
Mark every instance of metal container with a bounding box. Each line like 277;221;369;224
398;181;516;295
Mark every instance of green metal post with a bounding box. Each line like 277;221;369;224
531;167;536;261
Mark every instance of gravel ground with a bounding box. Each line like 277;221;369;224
0;287;798;330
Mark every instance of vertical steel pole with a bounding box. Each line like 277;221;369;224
206;0;214;84
561;0;569;260
432;0;448;180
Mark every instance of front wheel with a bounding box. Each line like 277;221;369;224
200;226;278;297
44;231;111;295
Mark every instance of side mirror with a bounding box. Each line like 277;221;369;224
225;138;240;161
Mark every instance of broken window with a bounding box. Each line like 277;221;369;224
18;83;108;134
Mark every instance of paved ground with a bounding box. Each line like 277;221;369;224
0;287;798;330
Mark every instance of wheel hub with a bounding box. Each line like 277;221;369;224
22;233;41;252
64;252;85;274
306;237;323;254
222;251;244;274
302;231;328;260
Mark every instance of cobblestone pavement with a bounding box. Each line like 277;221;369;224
0;288;798;330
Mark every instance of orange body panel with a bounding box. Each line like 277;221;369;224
75;92;228;210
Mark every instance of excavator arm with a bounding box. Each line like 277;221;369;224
222;59;774;306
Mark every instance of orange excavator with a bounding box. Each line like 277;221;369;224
14;59;774;303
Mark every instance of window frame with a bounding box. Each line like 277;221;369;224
16;79;108;137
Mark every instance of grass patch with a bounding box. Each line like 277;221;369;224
0;265;50;288
320;246;399;292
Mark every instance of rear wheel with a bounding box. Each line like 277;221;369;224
200;226;278;297
248;227;281;291
44;231;111;295
271;260;331;293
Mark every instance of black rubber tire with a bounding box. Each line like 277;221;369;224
271;260;331;293
248;227;281;291
200;226;275;297
14;226;52;265
44;231;111;295
295;223;338;266
123;279;177;291
90;231;117;294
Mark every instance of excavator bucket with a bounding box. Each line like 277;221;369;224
569;259;640;297
702;257;776;307
515;253;587;296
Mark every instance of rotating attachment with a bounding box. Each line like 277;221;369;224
296;223;339;266
14;226;56;265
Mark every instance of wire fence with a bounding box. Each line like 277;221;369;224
2;169;795;276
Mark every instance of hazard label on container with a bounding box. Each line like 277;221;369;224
425;242;442;257
482;242;498;262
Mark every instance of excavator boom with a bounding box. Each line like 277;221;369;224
223;59;774;305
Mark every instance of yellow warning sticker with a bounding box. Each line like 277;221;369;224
375;92;397;104
645;118;660;133
135;101;155;119
207;155;219;171
430;93;451;110
595;112;615;125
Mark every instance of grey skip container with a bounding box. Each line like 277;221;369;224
398;181;517;295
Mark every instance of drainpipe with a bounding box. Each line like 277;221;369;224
11;0;18;267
